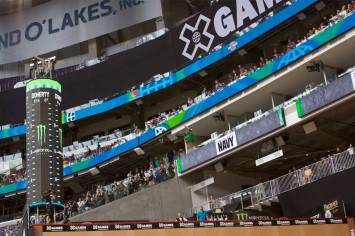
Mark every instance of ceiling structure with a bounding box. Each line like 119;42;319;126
0;0;50;16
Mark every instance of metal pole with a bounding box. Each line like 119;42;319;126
271;93;275;108
322;69;328;85
342;200;347;218
53;206;56;224
330;157;336;174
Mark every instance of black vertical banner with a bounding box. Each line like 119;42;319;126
26;79;63;206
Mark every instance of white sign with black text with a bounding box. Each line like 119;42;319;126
215;132;237;155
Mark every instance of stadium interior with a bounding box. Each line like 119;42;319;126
0;0;354;235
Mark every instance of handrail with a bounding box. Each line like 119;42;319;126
215;149;355;210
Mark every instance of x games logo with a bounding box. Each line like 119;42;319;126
178;0;289;61
179;15;214;60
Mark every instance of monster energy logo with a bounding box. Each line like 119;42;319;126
37;124;47;146
236;213;248;220
59;128;63;148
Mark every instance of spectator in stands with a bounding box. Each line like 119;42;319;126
286;39;296;51
324;207;333;219
187;97;194;106
176;213;188;222
184;126;196;143
336;147;341;154
208;195;216;210
195;207;208;221
238;65;247;77
201;85;208;99
272;48;280;59
259;56;266;67
45;215;52;224
214;80;224;92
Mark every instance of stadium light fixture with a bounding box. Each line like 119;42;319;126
89;167;100;176
134;147;145;155
238;49;247;56
315;1;325;11
198;70;208;77
302;121;317;134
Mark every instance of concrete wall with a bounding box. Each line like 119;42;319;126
181;169;258;211
70;177;193;222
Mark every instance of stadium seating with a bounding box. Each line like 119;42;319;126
0;4;354;189
0;0;354;230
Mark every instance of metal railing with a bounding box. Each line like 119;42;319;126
215;149;355;210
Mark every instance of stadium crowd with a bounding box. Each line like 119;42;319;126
0;169;25;186
63;152;179;217
0;1;353;190
61;1;355;167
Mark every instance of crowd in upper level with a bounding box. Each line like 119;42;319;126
64;151;179;217
0;1;353;190
0;169;25;186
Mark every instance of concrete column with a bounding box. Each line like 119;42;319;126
88;38;102;59
155;16;165;30
185;136;206;153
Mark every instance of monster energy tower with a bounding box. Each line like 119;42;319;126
25;69;63;224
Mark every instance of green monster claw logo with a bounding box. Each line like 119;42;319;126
59;128;63;148
236;213;248;220
36;124;46;146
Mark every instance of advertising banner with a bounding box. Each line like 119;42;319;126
174;0;289;62
0;0;162;64
215;132;237;155
42;218;348;232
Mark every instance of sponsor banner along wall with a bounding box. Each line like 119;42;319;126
0;0;318;128
0;14;354;195
41;218;347;232
0;0;162;64
215;132;238;155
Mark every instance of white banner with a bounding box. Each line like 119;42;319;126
215;132;237;155
0;0;162;64
255;150;284;166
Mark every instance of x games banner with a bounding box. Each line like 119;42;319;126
43;218;347;232
175;0;289;62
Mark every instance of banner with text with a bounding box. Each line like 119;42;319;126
0;0;162;64
174;0;289;62
215;132;237;155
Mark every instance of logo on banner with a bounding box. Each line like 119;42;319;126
178;0;289;61
179;15;215;60
59;128;63;148
215;132;237;155
36;124;46;146
66;112;76;122
236;212;249;220
155;126;167;136
45;226;63;232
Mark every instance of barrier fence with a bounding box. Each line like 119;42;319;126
216;149;355;210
